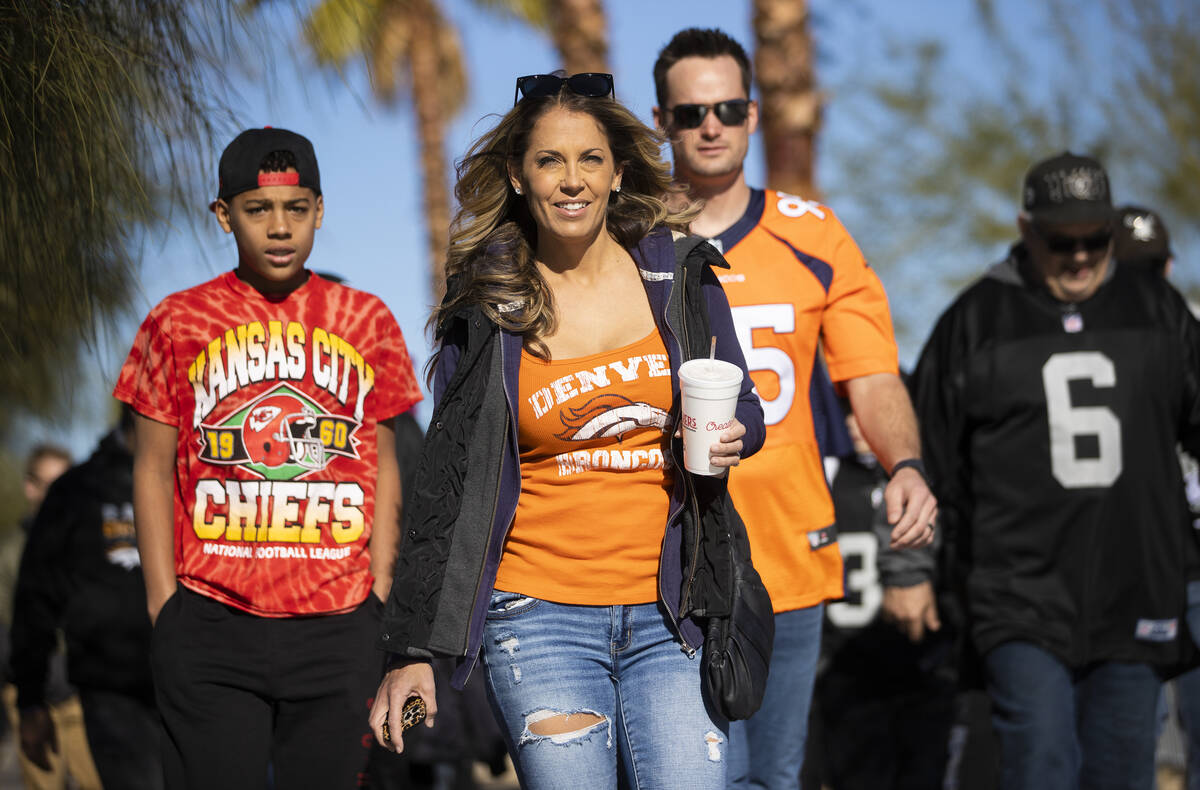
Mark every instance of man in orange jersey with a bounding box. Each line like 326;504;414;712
653;28;937;789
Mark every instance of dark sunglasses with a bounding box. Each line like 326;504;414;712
1039;228;1113;254
668;99;751;129
513;73;615;106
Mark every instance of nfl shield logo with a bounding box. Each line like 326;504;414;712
1135;618;1178;642
1062;312;1084;333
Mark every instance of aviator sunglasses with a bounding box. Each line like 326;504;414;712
514;73;615;105
668;99;751;129
1038;227;1113;254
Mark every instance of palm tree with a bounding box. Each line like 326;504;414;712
299;0;467;300
297;0;608;299
548;0;609;75
477;0;610;76
752;0;821;198
0;0;230;440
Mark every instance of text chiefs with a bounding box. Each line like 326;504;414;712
193;479;366;545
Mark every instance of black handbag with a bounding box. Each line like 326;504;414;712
668;232;774;720
700;497;775;721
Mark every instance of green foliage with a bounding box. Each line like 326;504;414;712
0;0;231;440
296;0;466;115
1101;1;1200;219
829;0;1200;308
302;0;384;64
471;0;550;30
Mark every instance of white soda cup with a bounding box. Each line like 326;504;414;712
678;358;743;476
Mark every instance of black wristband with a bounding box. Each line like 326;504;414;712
889;457;927;481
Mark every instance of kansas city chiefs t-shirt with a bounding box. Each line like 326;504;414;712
114;271;422;616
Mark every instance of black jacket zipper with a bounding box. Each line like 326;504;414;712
674;261;703;633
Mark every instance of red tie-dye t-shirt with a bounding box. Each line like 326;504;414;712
114;271;422;616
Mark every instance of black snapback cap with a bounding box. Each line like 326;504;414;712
1021;151;1113;226
215;127;321;204
1114;205;1172;266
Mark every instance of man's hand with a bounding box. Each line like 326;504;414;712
884;468;937;550
18;706;58;771
843;373;938;548
882;580;940;642
369;661;437;753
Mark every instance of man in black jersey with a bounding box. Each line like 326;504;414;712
901;152;1200;790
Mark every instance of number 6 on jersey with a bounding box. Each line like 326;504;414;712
1042;351;1123;489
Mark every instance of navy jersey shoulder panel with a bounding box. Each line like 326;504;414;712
761;228;834;294
713;188;765;252
811;357;852;460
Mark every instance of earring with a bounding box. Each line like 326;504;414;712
613;185;621;193
514;186;522;195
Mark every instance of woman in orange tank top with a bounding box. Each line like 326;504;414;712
371;73;766;788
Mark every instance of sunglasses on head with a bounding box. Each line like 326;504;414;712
514;73;615;106
1039;228;1113;254
668;99;751;129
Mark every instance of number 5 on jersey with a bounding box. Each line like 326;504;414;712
731;304;795;426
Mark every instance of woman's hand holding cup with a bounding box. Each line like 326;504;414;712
678;357;744;476
708;418;745;469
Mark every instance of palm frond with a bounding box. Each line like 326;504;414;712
0;0;235;439
471;0;550;30
303;0;383;64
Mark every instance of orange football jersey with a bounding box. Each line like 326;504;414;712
713;189;899;611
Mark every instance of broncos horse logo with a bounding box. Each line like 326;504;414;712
555;394;671;442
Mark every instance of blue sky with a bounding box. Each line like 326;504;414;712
26;0;1152;455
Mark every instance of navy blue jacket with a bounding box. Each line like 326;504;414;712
380;228;765;686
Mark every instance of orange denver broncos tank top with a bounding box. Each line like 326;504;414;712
494;330;675;605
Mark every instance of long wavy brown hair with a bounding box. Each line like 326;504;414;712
430;88;693;367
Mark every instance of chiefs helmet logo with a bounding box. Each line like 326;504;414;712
247;405;282;432
242;394;326;469
199;384;363;480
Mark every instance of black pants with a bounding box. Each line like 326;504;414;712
152;587;383;790
807;669;955;790
80;689;164;790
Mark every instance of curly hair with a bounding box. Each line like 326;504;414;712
258;149;299;173
430;88;694;365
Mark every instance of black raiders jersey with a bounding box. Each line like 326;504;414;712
912;248;1200;669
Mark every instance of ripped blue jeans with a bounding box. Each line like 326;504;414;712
481;591;728;789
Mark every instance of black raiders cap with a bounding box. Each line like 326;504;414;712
1114;205;1172;266
215;127;321;204
1021;151;1113;226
